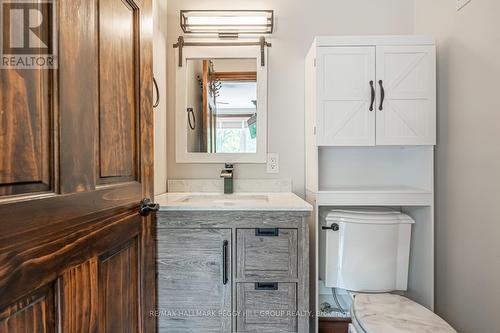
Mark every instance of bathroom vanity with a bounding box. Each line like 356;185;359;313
155;190;312;333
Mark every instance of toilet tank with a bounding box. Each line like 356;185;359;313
320;208;415;292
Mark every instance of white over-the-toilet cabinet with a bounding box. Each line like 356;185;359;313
308;36;436;146
305;36;437;332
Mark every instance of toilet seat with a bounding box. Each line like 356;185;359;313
351;294;457;333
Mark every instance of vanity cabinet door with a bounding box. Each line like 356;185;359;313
375;45;436;145
157;228;231;333
316;46;376;146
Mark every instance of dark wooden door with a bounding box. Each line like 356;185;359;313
0;0;155;330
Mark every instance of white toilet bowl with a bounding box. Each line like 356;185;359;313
347;293;456;333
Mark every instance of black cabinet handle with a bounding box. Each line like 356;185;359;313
255;282;278;290
369;80;375;111
378;80;385;111
255;228;279;236
153;77;160;108
222;240;228;285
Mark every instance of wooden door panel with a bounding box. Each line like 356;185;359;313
58;0;98;194
58;216;150;333
59;259;98;333
0;285;55;333
317;47;376;146
99;238;139;333
0;68;51;196
98;0;139;182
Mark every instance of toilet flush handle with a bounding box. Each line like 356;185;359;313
322;223;339;231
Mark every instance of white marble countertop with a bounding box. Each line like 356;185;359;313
155;192;313;212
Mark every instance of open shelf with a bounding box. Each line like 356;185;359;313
309;146;435;206
316;185;433;206
319;185;430;193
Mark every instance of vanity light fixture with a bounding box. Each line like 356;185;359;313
180;10;274;38
174;10;273;67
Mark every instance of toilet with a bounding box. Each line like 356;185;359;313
320;208;457;333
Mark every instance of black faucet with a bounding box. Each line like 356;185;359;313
220;163;234;194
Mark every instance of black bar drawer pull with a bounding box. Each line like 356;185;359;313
255;282;278;290
255;228;279;236
222;240;228;285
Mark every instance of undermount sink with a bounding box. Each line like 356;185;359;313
179;194;269;205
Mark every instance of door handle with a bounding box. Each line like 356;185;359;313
222;240;228;285
378;80;385;111
139;198;159;216
369;80;375;111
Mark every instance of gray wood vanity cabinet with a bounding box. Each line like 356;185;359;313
157;211;310;333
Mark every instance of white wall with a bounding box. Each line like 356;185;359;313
415;1;500;332
165;0;415;196
153;0;168;195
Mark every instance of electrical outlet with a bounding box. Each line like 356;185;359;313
457;0;472;11
267;153;279;174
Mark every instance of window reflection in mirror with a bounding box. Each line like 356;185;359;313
186;58;257;154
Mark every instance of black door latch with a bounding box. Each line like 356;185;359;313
139;198;160;217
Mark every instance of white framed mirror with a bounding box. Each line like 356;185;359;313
175;45;267;163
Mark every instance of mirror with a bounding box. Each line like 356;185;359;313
176;46;267;163
186;59;257;154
